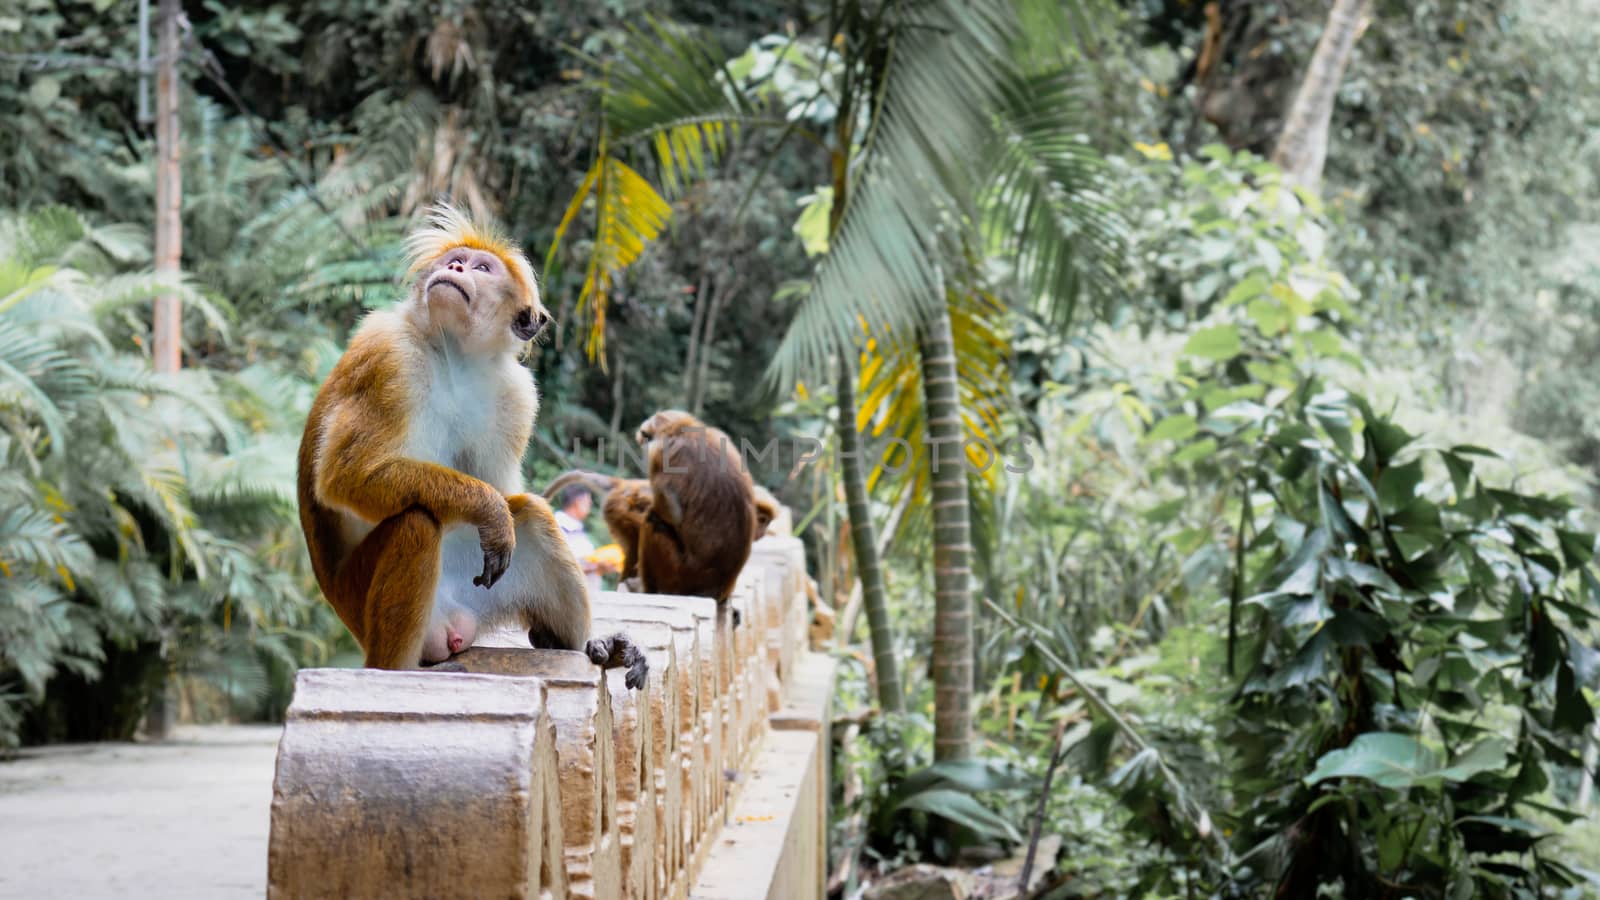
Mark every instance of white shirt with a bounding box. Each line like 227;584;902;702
554;509;602;596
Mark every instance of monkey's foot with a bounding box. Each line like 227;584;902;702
621;576;643;593
586;632;649;690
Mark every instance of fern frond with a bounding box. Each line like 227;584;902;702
0;506;93;581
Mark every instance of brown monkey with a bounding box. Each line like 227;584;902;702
543;411;758;602
296;203;645;687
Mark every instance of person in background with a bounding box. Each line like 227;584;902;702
554;484;616;595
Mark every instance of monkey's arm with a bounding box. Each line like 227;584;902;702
315;400;516;587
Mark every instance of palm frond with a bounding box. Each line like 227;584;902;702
607;18;758;195
188;436;299;526
0;258;62;316
0;505;93;581
856;285;1013;550
0;318;94;461
983;69;1125;327
766;0;1020;390
89;272;233;344
547;141;672;364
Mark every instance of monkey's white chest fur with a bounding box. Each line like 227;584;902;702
400;345;541;622
402;348;536;492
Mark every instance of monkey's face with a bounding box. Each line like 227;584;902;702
420;247;551;353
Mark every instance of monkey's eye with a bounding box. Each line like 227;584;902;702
474;262;491;272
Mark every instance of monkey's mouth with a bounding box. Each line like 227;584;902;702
430;275;470;304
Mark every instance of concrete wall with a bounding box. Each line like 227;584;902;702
268;532;835;900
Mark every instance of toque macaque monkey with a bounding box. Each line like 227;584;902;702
296;203;645;687
544;410;761;603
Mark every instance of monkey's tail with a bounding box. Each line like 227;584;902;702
543;470;619;501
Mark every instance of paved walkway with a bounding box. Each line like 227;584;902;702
0;725;281;899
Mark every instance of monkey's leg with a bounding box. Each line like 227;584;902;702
603;480;651;580
333;506;442;669
636;513;689;595
492;493;650;690
471;493;594;652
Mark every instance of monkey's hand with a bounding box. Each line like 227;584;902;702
586;633;649;690
473;495;516;589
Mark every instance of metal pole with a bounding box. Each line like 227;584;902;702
151;0;182;376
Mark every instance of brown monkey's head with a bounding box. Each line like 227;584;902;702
402;203;551;354
635;409;702;447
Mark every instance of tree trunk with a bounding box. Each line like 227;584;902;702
152;0;182;376
1271;0;1372;192
683;271;709;405
920;306;974;760
837;356;904;714
693;276;737;418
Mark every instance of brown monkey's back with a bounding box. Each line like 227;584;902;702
295;314;414;600
648;416;756;598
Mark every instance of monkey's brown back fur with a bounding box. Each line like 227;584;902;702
542;411;758;602
639;410;755;602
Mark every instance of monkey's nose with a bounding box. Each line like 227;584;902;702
446;260;465;273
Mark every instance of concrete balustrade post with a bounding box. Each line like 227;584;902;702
593;601;711;873
591;620;680;900
452;649;622;900
267;669;567;900
596;592;729;855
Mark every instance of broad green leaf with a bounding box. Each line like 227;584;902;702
1182;324;1241;361
792;188;833;258
1172;437;1218;466
895;788;1023;843
1557;530;1595;568
1378;459;1424;513
1222;273;1269;307
896;759;1033;797
1304;733;1439;790
1441;451;1474;500
1246;296;1291;335
1435;737;1509;782
1358;401;1413;467
1323;557;1402;595
1487;489;1570;521
1269;280;1311;317
1270;628;1331;690
1304;329;1345;356
1144;414;1198;443
1554;662;1595;734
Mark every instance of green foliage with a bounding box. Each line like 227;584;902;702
0;207;334;749
968;148;1599;895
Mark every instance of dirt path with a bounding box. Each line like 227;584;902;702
0;725;281;900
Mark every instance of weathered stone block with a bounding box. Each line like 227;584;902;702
592;601;704;893
267;669;567;900
452;648;621;900
596;592;729;851
591;620;678;900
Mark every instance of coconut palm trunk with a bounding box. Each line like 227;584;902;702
837;356;905;714
1271;0;1373;192
920;306;975;760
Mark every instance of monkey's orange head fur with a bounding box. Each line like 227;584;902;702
403;203;539;303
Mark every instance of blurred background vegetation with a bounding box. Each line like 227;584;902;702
4;0;1600;894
